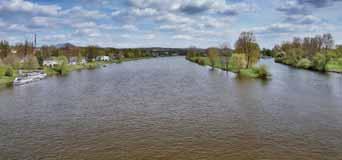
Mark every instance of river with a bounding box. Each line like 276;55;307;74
0;57;342;160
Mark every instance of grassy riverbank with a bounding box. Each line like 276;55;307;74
275;56;342;73
0;66;17;88
187;57;270;79
0;57;153;88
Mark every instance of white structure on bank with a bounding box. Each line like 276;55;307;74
43;58;59;67
96;56;111;61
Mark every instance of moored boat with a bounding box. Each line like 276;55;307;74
13;71;47;86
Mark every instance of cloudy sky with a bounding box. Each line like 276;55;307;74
0;0;341;48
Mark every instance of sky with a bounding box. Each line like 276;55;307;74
0;0;341;49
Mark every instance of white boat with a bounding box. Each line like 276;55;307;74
27;72;47;80
13;77;34;85
13;71;47;86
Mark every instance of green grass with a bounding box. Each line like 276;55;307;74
325;61;342;73
0;66;17;88
187;56;270;79
239;68;260;78
113;57;153;64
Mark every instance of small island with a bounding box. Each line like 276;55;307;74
186;32;270;79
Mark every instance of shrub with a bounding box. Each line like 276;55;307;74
4;67;14;77
0;66;5;77
198;58;205;65
312;53;327;71
296;58;312;69
256;65;270;79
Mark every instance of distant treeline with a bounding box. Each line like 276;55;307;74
271;33;342;72
0;42;186;60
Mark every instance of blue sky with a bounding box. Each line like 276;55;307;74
0;0;341;48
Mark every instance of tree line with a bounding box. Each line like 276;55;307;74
273;33;342;72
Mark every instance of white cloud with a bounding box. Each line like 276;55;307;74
121;24;139;31
145;34;156;40
61;6;109;20
0;0;61;16
111;10;121;16
8;24;29;32
132;8;158;16
172;35;193;40
251;23;335;34
128;0;254;16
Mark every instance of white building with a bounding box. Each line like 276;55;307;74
69;57;77;65
43;59;59;67
69;57;87;65
96;56;111;61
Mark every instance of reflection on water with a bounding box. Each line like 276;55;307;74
0;57;342;160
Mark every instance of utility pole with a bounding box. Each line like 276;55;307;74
34;33;37;48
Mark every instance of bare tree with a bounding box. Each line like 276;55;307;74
322;33;334;51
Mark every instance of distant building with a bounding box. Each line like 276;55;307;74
43;58;59;67
96;56;111;61
11;49;17;54
69;57;87;65
80;58;87;64
69;57;78;65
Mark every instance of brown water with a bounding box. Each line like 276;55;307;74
0;57;342;160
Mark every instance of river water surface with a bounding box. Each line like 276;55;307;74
0;57;342;160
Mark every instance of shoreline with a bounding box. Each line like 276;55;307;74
274;59;342;74
186;57;270;79
0;56;154;90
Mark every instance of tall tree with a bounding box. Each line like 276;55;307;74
235;32;260;68
0;40;11;59
208;48;218;69
322;33;334;51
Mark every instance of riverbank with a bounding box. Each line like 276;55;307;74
275;58;342;73
0;57;153;89
187;56;270;79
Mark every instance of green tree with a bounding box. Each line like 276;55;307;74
56;56;69;75
235;32;260;68
208;48;219;68
312;53;327;71
186;46;198;59
86;46;99;61
230;54;247;72
0;40;11;59
77;53;83;64
4;67;14;77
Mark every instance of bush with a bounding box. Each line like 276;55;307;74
296;58;312;69
198;58;205;65
4;67;14;77
0;66;6;77
312;53;327;71
256;65;270;79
